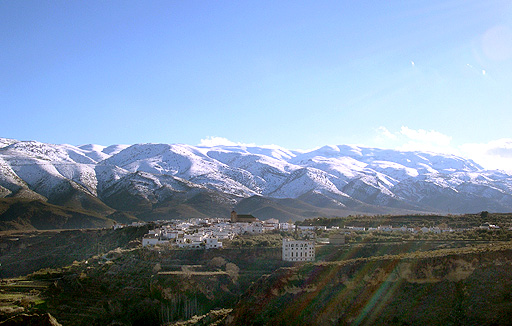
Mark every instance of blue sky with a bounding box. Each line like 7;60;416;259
2;1;512;169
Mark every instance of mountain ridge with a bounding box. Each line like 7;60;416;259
1;137;511;228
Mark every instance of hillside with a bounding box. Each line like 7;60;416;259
227;244;512;325
2;223;512;325
0;226;150;278
3;236;512;325
0;198;120;231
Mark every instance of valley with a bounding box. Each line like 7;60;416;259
1;215;512;325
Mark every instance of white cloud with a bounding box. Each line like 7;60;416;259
397;126;454;153
460;139;512;172
198;136;237;147
198;136;256;147
373;126;454;153
399;127;452;145
375;127;512;172
376;126;397;140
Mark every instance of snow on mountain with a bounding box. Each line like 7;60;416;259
199;143;298;161
1;138;511;215
99;170;204;207
0;156;28;194
0;138;18;149
101;143;258;197
0;140;100;197
77;144;129;162
268;167;347;199
205;148;295;195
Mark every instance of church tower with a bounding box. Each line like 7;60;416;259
230;210;237;223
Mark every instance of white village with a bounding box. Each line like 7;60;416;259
140;211;289;249
126;210;502;262
136;210;316;261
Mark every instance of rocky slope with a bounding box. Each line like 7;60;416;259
226;244;512;325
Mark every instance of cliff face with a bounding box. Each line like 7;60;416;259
227;245;512;325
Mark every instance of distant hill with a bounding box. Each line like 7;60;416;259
0;198;132;230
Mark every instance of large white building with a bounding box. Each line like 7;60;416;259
282;238;315;262
205;238;223;249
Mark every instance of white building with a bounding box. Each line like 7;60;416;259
297;225;316;231
205;238;223;249
378;225;393;232
247;223;264;234
279;223;295;231
184;232;206;243
142;237;159;247
142;235;169;247
282;238;315;262
265;218;279;225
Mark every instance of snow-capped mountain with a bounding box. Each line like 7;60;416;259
1;137;512;221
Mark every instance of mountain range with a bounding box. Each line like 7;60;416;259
1;137;512;228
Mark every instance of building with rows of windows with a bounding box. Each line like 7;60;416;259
282;238;315;262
